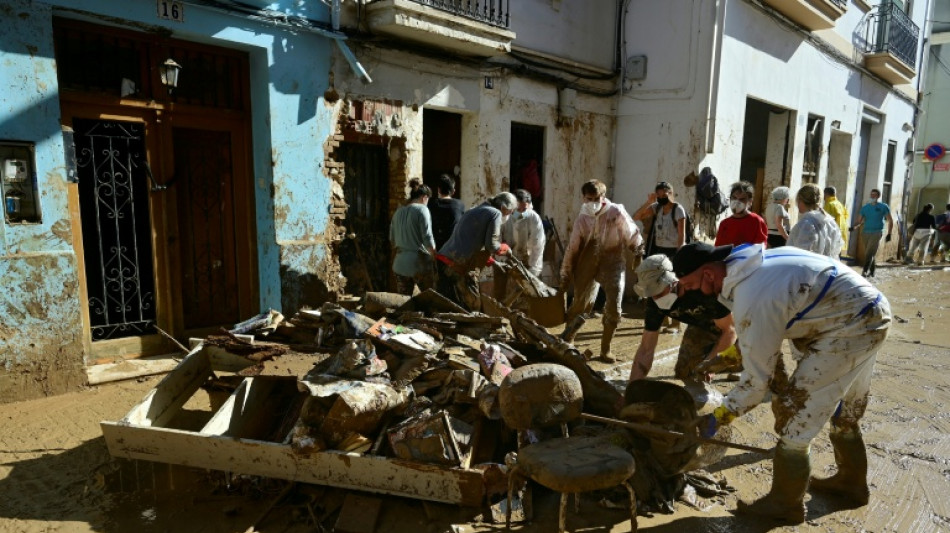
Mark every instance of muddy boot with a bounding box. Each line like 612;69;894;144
735;443;809;524
599;324;616;363
809;430;870;506
560;315;586;344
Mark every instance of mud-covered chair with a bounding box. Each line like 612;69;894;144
499;363;637;533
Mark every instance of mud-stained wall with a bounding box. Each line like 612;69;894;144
0;0;86;402
328;44;615;268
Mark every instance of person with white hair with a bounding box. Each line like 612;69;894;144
765;186;791;248
788;183;843;259
560;179;641;362
437;191;516;310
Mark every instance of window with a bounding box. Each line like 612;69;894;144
883;141;897;204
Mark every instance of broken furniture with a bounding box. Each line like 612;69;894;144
499;364;637;533
101;344;486;506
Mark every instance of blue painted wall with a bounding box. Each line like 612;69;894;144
0;0;336;402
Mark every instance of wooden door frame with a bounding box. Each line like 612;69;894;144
61;103;173;362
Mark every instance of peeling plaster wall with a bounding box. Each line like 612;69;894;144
0;0;335;402
330;45;615;261
0;0;85;402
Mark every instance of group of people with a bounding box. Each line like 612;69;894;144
906;202;950;265
389;173;892;524
630;179;890;524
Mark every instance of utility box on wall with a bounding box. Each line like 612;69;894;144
0;141;42;224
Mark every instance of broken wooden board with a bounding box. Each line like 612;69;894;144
101;346;486;507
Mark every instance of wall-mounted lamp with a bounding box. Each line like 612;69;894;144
160;58;182;93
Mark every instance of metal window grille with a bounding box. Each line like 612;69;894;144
369;0;510;28
864;0;920;69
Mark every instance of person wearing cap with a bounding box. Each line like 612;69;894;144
633;181;687;258
673;242;890;524
715;181;768;247
764;186;791;248
630;255;735;381
788;183;843;259
559;179;642;362
494;189;546;300
438;192;516;310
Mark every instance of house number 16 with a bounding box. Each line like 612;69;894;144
157;0;185;22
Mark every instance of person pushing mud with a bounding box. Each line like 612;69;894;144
674;242;891;524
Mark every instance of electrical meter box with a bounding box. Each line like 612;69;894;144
0;142;41;224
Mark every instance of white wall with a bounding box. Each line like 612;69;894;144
509;0;617;71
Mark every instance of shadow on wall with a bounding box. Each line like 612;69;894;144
279;264;333;315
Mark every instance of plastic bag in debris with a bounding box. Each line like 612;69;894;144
325;339;388;379
478;343;513;385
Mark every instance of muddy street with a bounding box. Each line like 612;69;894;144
0;263;948;533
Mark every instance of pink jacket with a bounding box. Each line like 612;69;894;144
560;200;641;279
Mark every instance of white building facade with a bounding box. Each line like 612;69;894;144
614;0;928;262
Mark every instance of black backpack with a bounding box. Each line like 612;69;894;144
696;167;729;216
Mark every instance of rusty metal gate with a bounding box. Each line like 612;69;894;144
337;142;390;293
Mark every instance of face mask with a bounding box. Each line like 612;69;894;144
730;199;747;213
656;196;670;206
502;214;510;225
654;291;677;310
581;201;602;217
869;197;878;204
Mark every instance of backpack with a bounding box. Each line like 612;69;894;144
696;167;729;216
646;202;694;255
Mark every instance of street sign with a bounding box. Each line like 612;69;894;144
924;143;946;161
934;163;950;172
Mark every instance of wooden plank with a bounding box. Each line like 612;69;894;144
200;376;299;439
86;354;182;385
100;422;485;506
123;346;212;427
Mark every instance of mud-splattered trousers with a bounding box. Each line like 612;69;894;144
560;201;641;335
718;245;891;449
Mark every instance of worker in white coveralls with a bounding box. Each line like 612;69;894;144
674;242;890;524
559;179;642;363
494;189;546;301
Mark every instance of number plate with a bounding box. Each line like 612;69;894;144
157;0;185;22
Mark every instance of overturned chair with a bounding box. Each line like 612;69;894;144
499;363;637;532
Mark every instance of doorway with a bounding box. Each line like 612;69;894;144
56;19;256;359
337;142;391;294
510;123;545;215
422;109;462;194
739;99;793;214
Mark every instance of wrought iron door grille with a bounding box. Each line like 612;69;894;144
75;120;157;341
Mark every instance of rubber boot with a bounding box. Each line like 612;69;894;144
560;315;586;344
809;430;870;506
599;323;617;363
735;443;809;524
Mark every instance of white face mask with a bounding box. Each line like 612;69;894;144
730;199;747;213
869;197;879;204
581;200;603;217
654;291;677;310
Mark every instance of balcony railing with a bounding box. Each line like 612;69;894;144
372;0;510;28
864;0;919;69
827;0;847;9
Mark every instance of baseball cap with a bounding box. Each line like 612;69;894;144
634;255;677;298
671;243;733;278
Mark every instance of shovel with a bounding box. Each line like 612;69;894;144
580;413;772;454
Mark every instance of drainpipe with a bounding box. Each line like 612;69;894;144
609;0;632;189
705;0;727;154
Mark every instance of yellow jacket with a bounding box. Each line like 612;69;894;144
823;196;849;252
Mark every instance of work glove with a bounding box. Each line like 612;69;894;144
695;344;742;375
696;405;737;439
885;234;892;242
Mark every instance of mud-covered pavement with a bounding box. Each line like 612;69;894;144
1;262;948;533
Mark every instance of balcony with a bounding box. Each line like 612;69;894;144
762;0;847;31
863;0;919;85
365;0;515;57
